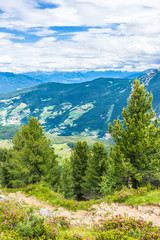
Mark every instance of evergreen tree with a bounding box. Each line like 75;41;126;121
61;159;75;199
82;142;108;199
70;141;91;200
1;117;60;188
109;79;160;187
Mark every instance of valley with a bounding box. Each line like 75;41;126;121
0;68;159;138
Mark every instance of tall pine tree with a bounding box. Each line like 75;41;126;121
82;142;108;199
61;159;75;199
70;141;90;200
1;117;60;188
109;79;160;187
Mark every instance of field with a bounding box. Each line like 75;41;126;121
0;139;13;149
45;132;114;150
51;143;71;165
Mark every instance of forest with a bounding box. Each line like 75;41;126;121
0;79;160;239
0;79;160;200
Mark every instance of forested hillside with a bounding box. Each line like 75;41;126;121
0;69;159;137
0;77;132;137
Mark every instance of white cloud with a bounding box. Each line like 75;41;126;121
0;0;159;72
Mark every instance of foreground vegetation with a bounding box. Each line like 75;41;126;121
0;190;160;240
4;184;160;211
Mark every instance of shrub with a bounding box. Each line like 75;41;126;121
94;215;160;240
112;186;148;202
0;200;57;239
64;233;84;239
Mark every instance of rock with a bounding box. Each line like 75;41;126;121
0;194;9;201
39;208;52;217
138;206;142;211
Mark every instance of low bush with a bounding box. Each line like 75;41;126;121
0;200;57;239
94;215;160;240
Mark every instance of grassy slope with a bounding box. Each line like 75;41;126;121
5;184;160;211
2;185;160;239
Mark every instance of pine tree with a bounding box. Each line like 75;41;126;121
109;79;160;187
70;141;91;200
82;142;108;199
1;117;60;188
61;159;75;199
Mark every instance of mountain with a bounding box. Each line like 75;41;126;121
0;77;132;137
0;70;151;95
25;70;146;84
0;68;159;137
0;72;43;94
138;69;160;116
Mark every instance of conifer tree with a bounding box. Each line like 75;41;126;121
1;117;60;188
109;79;160;187
70;141;91;200
82;142;108;199
61;159;75;199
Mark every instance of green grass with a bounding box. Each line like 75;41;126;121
5;184;160;214
0;139;13;149
124;190;160;205
51;143;71;165
46;132;114;150
106;186;160;206
5;184;101;211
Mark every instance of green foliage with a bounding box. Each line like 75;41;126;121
1;117;60;189
70;141;91;200
64;233;83;239
100;154;116;195
94;215;160;240
109;79;160;188
61;159;75;199
0;199;57;240
112;186;148;202
6;183;101;211
82;142;108;199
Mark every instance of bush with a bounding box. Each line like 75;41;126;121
112;186;148;202
64;233;84;239
0;200;57;239
94;215;160;240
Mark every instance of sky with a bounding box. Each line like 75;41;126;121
0;0;160;73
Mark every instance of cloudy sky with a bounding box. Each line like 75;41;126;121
0;0;160;73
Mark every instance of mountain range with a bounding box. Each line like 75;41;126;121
0;68;159;137
0;70;151;94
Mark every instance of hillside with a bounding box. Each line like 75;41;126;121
25;69;146;83
0;72;43;94
0;68;159;137
0;77;132;137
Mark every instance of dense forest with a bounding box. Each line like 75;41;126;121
0;79;160;201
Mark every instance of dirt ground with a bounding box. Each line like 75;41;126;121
8;192;160;227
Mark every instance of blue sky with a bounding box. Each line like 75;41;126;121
0;0;159;73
